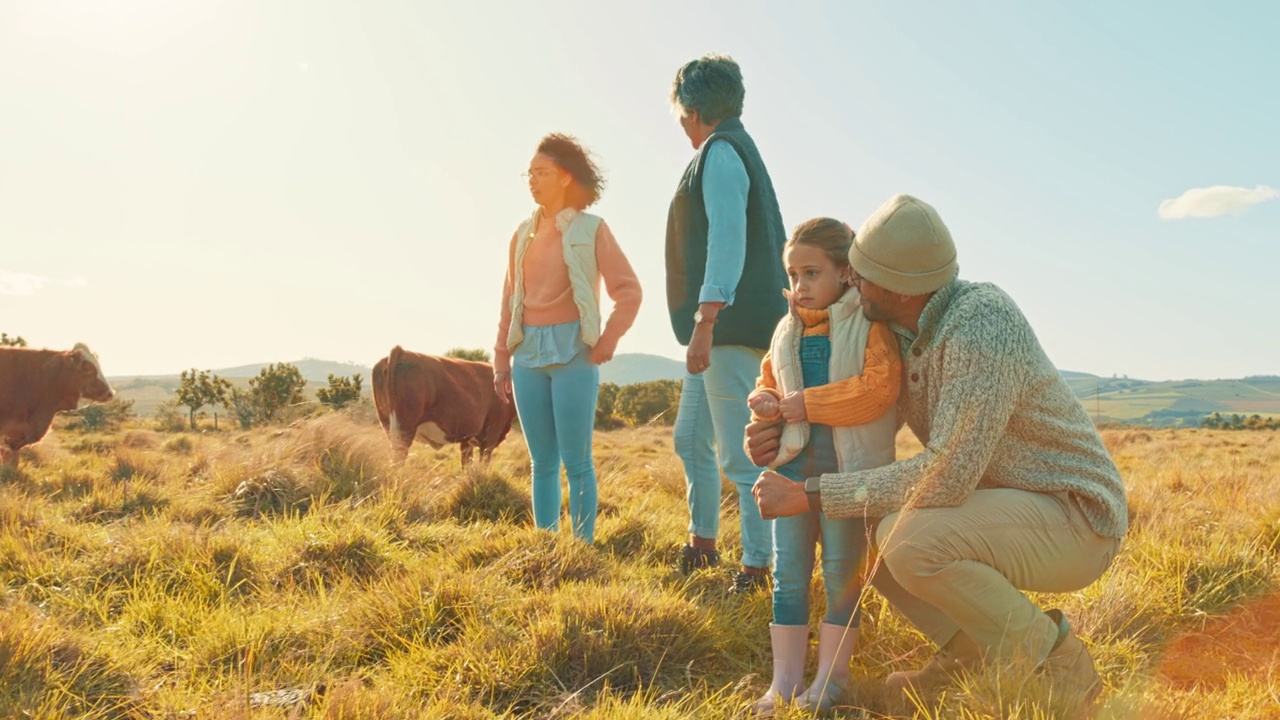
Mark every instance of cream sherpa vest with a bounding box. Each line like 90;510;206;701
767;289;898;473
505;207;603;352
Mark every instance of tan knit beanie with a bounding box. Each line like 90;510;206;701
850;194;958;295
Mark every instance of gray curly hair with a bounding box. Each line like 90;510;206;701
670;53;745;125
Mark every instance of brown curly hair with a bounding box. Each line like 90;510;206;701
536;133;605;209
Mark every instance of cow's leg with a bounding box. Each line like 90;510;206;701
387;411;414;462
479;445;495;465
460;441;476;469
1;433;22;468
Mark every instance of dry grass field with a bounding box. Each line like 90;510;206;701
1;406;1277;719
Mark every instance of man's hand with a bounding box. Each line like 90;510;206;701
779;391;807;423
745;418;783;467
748;392;780;419
493;371;512;404
753;470;811;519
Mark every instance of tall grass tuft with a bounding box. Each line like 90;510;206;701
454;528;611;590
439;467;532;525
229;469;311;518
281;527;395;590
0;600;145;719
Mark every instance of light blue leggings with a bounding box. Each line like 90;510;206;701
511;350;600;542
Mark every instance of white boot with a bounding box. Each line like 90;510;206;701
804;622;859;713
753;623;809;717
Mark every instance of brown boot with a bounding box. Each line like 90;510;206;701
1039;609;1102;711
886;630;984;696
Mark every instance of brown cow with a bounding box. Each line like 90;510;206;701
371;346;516;465
1;343;115;465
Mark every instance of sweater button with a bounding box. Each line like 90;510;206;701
912;348;922;357
911;373;919;382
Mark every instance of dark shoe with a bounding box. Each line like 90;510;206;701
730;569;770;594
679;544;720;575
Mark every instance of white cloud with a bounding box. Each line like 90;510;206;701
0;271;89;295
1158;185;1280;220
0;271;50;296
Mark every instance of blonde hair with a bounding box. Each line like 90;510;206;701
785;217;853;268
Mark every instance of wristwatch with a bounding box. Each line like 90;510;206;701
693;309;717;325
804;476;823;513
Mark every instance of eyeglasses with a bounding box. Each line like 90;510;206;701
850;273;866;290
521;169;556;180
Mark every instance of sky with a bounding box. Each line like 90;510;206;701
2;0;1277;380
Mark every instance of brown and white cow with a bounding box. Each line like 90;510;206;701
371;346;516;466
0;343;115;465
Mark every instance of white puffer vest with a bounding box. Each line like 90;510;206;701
505;207;603;352
767;289;898;472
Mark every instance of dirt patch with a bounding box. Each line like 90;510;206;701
1156;592;1280;689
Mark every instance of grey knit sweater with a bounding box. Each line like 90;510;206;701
821;279;1128;539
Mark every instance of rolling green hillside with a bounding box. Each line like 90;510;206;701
107;358;1279;426
1064;373;1280;424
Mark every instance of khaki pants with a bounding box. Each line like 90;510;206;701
869;488;1121;663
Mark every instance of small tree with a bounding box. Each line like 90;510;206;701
250;363;307;422
616;379;682;426
226;388;260;430
68;398;135;432
595;382;624;429
445;347;491;362
317;373;363;410
153;400;188;433
175;369;233;430
0;333;27;347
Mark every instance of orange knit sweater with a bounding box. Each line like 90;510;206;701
751;305;901;426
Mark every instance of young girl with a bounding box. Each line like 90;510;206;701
747;218;901;714
493;133;642;543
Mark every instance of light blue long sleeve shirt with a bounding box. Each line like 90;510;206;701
698;140;751;306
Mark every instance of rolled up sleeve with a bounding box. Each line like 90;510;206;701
699;141;750;305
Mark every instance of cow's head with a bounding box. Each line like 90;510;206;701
69;343;115;403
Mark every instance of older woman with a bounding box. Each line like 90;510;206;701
494;133;642;543
665;54;790;592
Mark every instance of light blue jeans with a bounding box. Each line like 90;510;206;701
511;350;599;542
673;344;772;569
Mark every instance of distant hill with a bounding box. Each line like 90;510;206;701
108;358;374;416
1062;371;1280;426
209;358;373;383
599;353;685;386
106;356;1279;426
111;358;372;384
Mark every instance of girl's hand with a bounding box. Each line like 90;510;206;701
779;391;807;423
589;336;618;365
493;371;512;404
749;392;780;419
